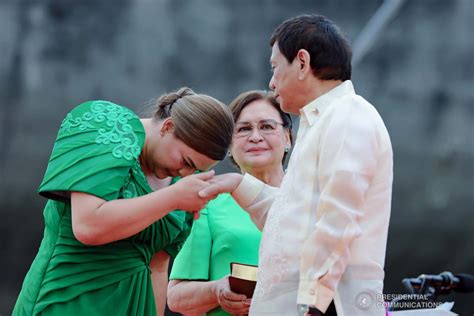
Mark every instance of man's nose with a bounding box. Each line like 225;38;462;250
269;76;275;90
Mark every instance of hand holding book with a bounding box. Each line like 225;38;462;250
214;274;251;315
228;262;258;298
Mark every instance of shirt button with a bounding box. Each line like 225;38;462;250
309;289;315;295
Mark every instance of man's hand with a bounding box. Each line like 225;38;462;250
170;170;215;213
199;173;243;199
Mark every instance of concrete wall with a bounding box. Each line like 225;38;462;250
1;0;472;314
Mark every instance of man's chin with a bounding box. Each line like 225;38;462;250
281;103;299;115
279;101;291;113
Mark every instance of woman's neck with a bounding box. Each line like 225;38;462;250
139;118;173;191
243;165;285;187
146;174;172;191
139;118;156;176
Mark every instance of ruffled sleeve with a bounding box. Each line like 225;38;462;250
169;208;212;280
38;100;145;202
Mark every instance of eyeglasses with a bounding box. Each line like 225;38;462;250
234;119;285;138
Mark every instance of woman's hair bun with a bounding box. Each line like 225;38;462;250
155;87;195;119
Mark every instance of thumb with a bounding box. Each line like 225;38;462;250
193;169;215;181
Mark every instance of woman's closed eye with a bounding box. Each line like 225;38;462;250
182;158;193;169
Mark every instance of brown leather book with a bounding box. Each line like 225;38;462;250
229;262;258;298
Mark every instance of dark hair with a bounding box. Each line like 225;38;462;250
153;87;234;161
228;90;293;168
270;14;352;81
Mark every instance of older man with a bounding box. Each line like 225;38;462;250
200;14;393;316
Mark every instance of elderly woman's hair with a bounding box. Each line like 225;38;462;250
228;90;293;169
153;87;234;161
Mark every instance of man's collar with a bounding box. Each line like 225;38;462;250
299;80;355;125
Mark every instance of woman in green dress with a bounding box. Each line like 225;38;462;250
167;90;293;315
13;87;234;316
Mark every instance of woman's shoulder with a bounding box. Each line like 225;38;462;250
38;100;146;201
61;100;142;132
74;100;135;113
57;100;145;160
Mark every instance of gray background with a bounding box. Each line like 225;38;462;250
1;0;473;315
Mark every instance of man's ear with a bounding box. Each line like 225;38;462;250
297;49;311;80
284;128;292;149
160;117;174;136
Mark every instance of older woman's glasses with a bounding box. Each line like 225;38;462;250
234;119;285;138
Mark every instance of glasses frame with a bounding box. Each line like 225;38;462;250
234;119;286;138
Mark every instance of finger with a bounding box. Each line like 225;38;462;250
220;299;249;310
204;174;225;184
222;290;247;301
197;181;211;189
192;170;215;181
199;183;224;198
204;177;218;184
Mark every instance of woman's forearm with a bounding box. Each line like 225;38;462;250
167;280;220;315
151;251;170;316
71;185;178;245
71;172;213;246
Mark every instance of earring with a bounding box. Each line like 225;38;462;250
284;146;291;153
227;151;232;157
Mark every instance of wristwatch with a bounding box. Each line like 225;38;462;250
297;304;323;315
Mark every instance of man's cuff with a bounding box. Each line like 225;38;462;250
232;173;265;208
297;279;334;313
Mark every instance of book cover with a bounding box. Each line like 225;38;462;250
229;262;258;298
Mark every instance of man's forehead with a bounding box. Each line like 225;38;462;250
270;42;279;62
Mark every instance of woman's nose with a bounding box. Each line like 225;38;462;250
179;167;195;177
248;127;264;142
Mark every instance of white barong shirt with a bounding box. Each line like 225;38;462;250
233;80;393;316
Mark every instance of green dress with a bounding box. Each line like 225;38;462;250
170;193;262;316
13;100;192;316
